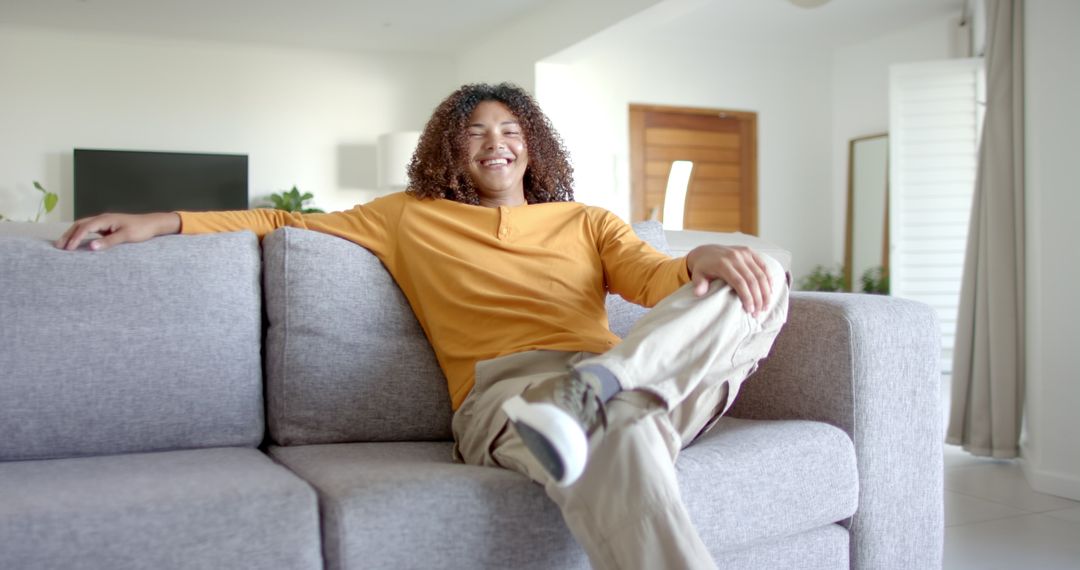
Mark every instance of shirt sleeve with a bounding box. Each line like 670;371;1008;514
591;208;690;308
177;192;406;260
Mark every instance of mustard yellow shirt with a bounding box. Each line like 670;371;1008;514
179;192;690;409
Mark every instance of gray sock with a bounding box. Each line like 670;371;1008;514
574;364;622;402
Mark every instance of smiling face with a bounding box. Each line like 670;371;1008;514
464;100;529;207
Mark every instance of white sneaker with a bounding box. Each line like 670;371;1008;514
501;372;608;487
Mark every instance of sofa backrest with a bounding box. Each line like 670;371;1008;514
261;228;452;445
262;222;669;446
0;233;265;461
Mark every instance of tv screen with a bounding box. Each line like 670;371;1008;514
74;149;248;219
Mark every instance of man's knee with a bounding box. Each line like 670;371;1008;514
761;254;788;290
759;254;790;315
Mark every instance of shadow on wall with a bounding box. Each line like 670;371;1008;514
1;153;70;222
53;152;72;221
337;144;378;190
0;184;27;220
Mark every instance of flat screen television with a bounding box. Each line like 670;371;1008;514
74;149;248;219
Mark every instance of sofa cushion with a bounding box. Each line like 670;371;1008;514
717;524;848;570
0;233;265;461
678;417;858;548
262;227;452;445
262;222;671;446
274;441;581;570
0;447;322;570
270;417;857;570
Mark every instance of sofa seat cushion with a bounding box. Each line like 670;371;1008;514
679;417;858;549
0;447;323;570
270;417;857;570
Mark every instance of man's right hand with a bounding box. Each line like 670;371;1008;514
55;212;182;251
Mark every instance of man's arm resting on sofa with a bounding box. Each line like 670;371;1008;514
728;292;944;569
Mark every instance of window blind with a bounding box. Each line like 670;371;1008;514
889;58;985;373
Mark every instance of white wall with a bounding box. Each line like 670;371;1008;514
830;14;961;265
1022;0;1080;501
0;26;456;221
455;0;660;92
535;37;834;279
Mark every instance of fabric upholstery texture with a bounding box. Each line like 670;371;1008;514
716;524;849;570
0;447;322;570
730;292;944;570
272;442;580;570
262;227;453;445
270;417;856;570
679;417;858;550
263;221;670;445
0;233;264;461
0;222;942;570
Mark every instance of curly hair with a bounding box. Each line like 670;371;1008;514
406;83;574;205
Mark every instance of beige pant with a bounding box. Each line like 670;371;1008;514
452;256;790;570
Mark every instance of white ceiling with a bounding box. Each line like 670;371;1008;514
0;0;965;55
552;0;965;62
674;0;964;48
0;0;553;53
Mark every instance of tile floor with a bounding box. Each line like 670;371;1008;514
943;444;1080;569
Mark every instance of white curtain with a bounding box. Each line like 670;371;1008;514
947;0;1025;458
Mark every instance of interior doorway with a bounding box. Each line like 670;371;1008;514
628;104;758;234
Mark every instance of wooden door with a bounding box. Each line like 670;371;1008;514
629;104;757;234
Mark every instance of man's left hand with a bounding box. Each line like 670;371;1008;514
685;245;772;317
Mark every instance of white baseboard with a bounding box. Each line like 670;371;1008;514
1018;457;1080;502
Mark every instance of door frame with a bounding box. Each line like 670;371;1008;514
628;103;758;234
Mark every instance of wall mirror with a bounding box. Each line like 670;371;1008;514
845;133;889;293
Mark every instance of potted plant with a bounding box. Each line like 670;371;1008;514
0;181;59;222
797;264;848;292
859;266;889;295
268;186;324;214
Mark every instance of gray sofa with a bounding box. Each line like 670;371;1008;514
0;223;943;569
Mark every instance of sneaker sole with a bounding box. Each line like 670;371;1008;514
502;395;588;487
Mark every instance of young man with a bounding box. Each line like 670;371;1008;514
57;83;789;569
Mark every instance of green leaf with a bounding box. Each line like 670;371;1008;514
44;192;58;213
33;181;46;193
797;264;847;292
267;186;317;212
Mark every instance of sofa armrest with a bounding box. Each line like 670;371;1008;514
728;292;943;570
